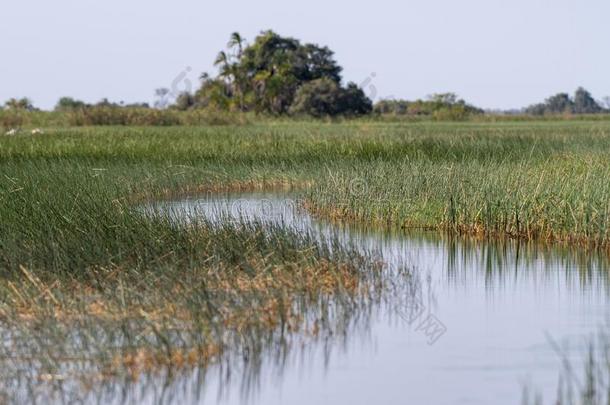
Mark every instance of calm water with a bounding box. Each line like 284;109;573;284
142;192;609;405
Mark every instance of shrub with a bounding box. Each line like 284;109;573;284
289;78;372;117
0;110;25;130
55;97;87;111
67;107;181;126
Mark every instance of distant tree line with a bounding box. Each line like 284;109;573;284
525;88;607;115
3;31;610;120
373;93;483;120
55;97;150;111
2;98;37;111
0;97;151;112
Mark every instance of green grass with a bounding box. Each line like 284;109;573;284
1;120;610;401
0;122;394;401
301;121;610;246
3;120;610;271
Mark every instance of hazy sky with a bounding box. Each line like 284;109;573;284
2;0;609;110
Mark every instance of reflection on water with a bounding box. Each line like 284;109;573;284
141;192;610;405
3;192;609;404
157;192;610;294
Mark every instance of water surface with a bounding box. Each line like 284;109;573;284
146;192;609;405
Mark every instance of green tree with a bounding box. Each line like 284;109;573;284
428;93;459;105
227;32;245;58
227;32;247;110
55;97;86;111
373;94;481;117
194;74;231;110
289;78;341;117
196;31;345;115
373;99;410;115
573;87;602;114
294;43;342;83
526;93;573;115
214;51;232;83
336;82;373;116
4;98;35;111
172;92;196;111
289;78;372;117
525;88;604;115
239;31;303;113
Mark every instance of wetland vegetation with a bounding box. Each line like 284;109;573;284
0;120;609;403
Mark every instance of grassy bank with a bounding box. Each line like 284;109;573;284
5;120;610;249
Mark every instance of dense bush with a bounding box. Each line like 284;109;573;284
289;78;372;117
373;93;482;120
525;87;606;115
66;107;181;126
0;110;25;130
55;97;87;111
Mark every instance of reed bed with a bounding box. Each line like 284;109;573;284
1;120;610;402
0;204;390;402
4;121;610;270
0;124;396;401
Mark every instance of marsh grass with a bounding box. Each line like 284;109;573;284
0;212;392;402
297;121;610;248
2;120;610;401
0;125;399;400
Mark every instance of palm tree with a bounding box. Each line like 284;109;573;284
226;32;247;111
214;51;230;78
227;32;245;58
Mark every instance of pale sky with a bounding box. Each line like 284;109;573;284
2;0;609;110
